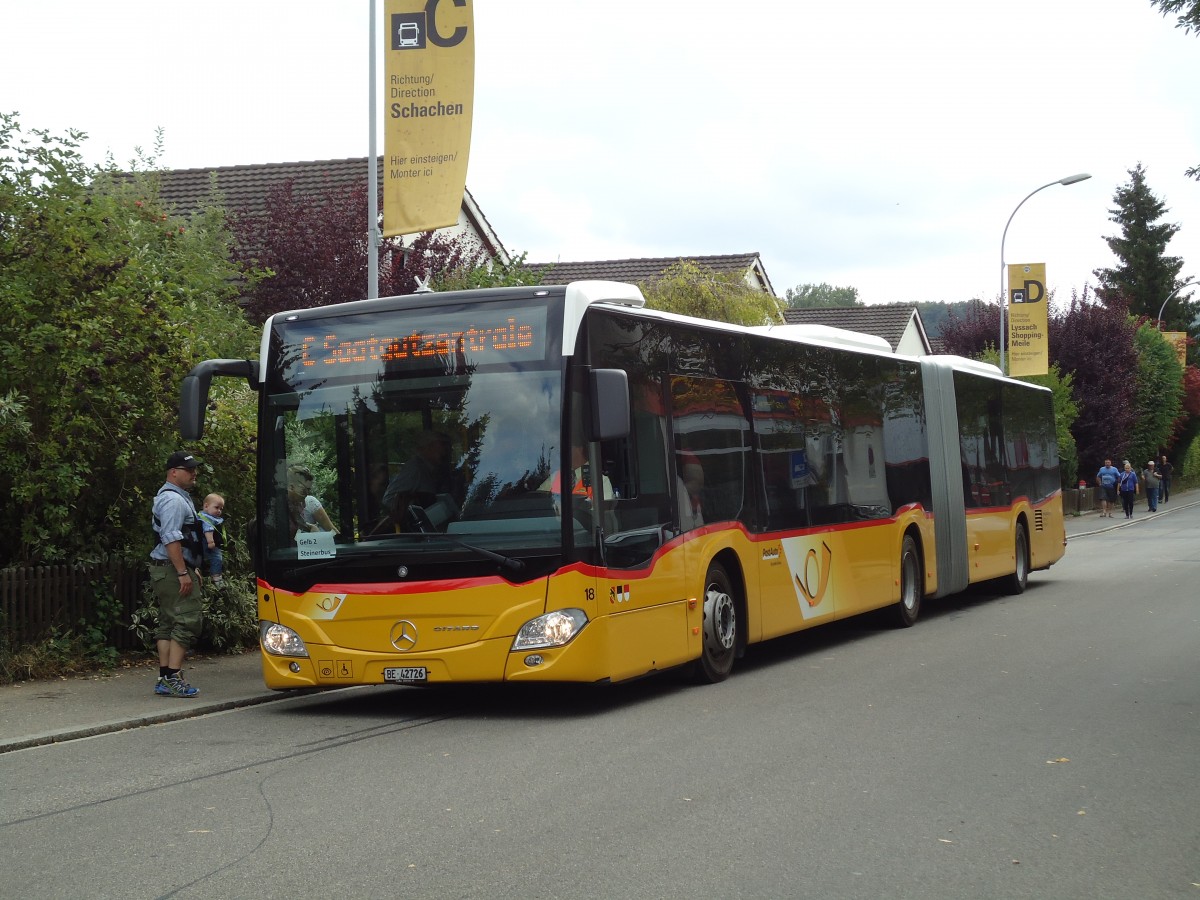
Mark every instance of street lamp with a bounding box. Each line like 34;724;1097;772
999;173;1091;373
1157;280;1199;330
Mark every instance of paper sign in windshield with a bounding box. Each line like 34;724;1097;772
296;530;336;559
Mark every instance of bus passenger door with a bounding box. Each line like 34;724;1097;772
598;395;693;680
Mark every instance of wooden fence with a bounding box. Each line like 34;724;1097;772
0;558;148;651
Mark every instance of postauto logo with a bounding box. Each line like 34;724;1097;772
787;540;833;612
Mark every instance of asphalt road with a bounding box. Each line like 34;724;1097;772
1;507;1197;899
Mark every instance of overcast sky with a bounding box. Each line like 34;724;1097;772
5;1;1198;307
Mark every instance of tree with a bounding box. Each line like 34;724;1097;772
229;179;539;324
1150;1;1200;178
784;282;862;308
642;260;783;326
1128;323;1185;465
937;300;1000;357
910;300;980;341
1152;0;1200;33
0;113;258;566
1047;289;1140;477
1179;365;1200;421
1093;164;1194;331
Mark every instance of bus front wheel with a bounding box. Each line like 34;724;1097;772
693;562;738;684
1003;522;1030;595
893;534;922;628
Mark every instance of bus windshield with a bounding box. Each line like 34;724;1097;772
260;299;566;576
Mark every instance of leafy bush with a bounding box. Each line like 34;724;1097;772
642;260;783;326
129;575;257;655
0;113;259;568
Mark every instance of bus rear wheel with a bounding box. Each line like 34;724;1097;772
692;562;738;684
1003;522;1030;595
893;534;921;628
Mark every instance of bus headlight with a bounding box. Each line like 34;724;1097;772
260;621;309;657
513;608;588;650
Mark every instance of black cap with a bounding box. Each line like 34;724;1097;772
166;451;200;470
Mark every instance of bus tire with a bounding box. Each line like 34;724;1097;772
692;562;738;684
893;534;921;628
1003;522;1030;595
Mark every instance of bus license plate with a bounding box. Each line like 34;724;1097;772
383;667;427;683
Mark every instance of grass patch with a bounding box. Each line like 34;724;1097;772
0;630;152;685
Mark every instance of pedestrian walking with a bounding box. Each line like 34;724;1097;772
1096;458;1119;518
1142;460;1162;512
1118;461;1139;519
149;451;206;698
1160;455;1173;504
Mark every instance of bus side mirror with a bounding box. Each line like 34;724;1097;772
180;359;259;441
590;368;630;441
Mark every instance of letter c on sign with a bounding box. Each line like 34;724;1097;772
426;0;468;47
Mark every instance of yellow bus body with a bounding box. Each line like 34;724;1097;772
258;494;1061;689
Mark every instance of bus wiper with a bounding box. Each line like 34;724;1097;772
414;533;526;574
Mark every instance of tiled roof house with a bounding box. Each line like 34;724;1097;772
528;253;775;296
144;156;508;262
143;160;779;305
781;305;932;356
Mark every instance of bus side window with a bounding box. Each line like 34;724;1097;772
603;386;673;567
671;376;749;527
600;436;636;503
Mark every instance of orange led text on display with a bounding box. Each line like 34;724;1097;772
299;317;537;367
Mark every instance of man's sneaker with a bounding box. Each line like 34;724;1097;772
155;674;199;698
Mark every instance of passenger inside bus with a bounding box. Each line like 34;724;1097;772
286;465;337;535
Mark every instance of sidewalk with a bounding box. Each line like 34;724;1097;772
1065;488;1192;538
0;492;1189;753
0;649;284;754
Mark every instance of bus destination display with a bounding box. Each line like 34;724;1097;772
276;305;550;382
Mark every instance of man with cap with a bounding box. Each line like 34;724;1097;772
149;451;206;697
1141;459;1161;513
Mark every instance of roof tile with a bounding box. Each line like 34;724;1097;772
526;253;763;286
781;305;925;352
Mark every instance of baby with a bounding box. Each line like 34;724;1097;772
197;493;226;582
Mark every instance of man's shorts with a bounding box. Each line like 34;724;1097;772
1102;486;1117;503
148;564;203;648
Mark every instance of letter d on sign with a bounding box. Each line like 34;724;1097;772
1007;262;1049;377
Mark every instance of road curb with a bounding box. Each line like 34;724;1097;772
0;693;292;754
1066;495;1199;539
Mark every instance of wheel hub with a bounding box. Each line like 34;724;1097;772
705;587;736;651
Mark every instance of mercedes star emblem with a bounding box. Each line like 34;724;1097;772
390;620;418;652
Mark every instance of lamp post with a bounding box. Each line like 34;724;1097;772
1157;280;1199;330
999;173;1091;374
367;0;380;299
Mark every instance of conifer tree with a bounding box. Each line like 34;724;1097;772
1092;163;1193;330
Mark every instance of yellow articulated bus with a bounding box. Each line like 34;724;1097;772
181;281;1066;689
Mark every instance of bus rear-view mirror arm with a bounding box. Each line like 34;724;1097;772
180;359;259;441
